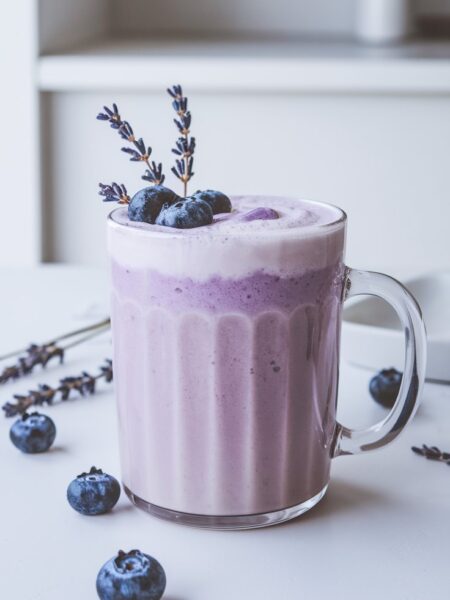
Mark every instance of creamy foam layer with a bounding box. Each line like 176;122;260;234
111;195;341;234
108;195;346;279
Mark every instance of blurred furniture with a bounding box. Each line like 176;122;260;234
2;0;450;272
355;0;413;43
344;270;450;382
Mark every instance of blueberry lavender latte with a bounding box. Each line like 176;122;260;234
97;85;346;523
108;195;345;516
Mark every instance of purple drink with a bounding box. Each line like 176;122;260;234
109;195;346;525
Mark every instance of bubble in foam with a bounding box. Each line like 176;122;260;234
238;207;279;222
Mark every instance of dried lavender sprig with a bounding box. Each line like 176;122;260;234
172;137;196;158
142;161;165;185
167;84;195;196
411;445;450;465
96;103;121;128
98;182;130;204
0;318;110;385
97;103;165;185
0;344;64;385
167;84;183;100
171;158;194;181
173;113;192;135
2;360;113;417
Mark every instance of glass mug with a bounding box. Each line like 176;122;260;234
108;196;426;529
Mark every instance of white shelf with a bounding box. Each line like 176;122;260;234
38;36;450;94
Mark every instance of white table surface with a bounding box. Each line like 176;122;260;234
0;265;449;600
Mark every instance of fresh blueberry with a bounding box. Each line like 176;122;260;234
67;466;121;516
239;207;279;222
96;549;166;600
156;196;213;229
369;368;403;408
10;412;56;453
128;186;179;224
192;189;232;214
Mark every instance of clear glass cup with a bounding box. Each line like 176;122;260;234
108;196;426;529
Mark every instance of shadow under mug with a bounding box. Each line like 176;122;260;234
108;197;426;529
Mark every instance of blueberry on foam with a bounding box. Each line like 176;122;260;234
67;466;121;516
10;412;56;454
128;186;179;224
192;189;232;215
96;549;166;600
156;196;213;229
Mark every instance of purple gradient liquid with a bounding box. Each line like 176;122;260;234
109;196;346;516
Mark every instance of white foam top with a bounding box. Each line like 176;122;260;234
111;195;342;236
108;195;346;279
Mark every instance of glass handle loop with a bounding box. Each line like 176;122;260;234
332;268;427;457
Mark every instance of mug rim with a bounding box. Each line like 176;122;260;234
107;195;347;240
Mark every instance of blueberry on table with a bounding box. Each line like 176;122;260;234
156;197;213;229
10;412;56;453
128;186;179;224
369;368;403;408
96;549;166;600
192;189;232;214
67;466;121;516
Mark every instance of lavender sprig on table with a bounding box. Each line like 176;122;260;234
168;84;195;196
412;445;450;465
96;103;165;185
2;360;113;417
0;343;64;384
0;318;110;385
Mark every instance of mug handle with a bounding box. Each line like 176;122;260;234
332;268;427;457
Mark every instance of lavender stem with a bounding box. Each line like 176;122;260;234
0;318;110;363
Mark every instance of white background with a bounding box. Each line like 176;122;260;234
1;0;450;271
43;90;450;273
